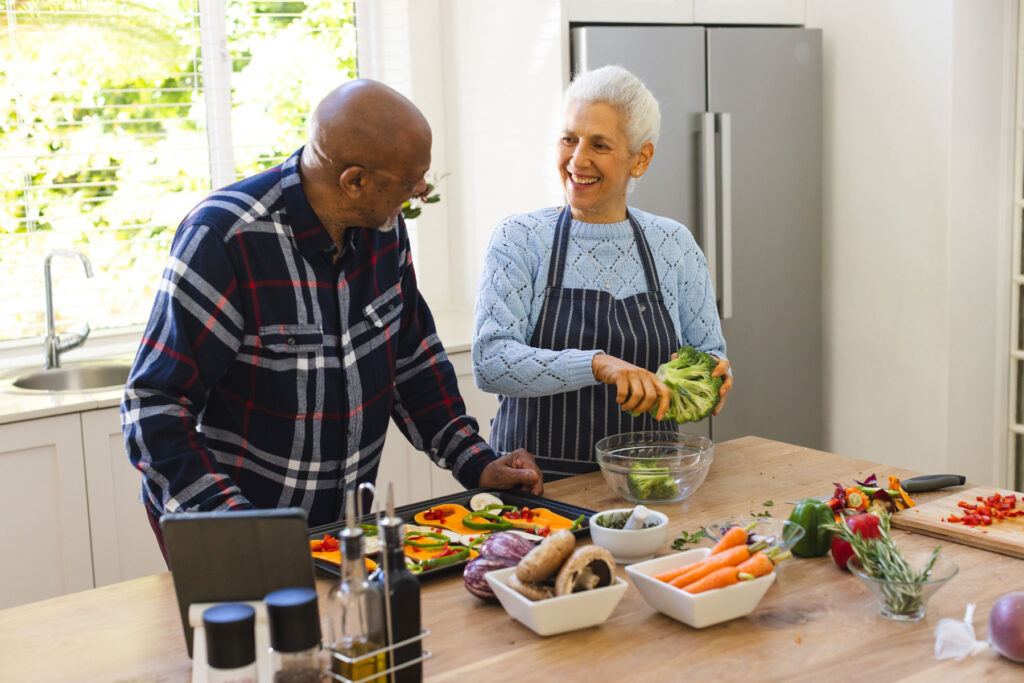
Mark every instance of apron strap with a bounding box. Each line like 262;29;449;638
626;210;662;295
546;206;574;290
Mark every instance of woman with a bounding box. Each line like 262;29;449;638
472;65;732;479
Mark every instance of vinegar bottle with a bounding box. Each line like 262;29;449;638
372;482;422;681
325;490;387;682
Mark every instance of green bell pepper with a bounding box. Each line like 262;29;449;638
788;498;835;557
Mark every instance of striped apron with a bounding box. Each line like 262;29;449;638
490;206;680;479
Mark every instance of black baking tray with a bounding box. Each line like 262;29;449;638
307;488;594;579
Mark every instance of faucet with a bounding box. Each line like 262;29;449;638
43;249;94;369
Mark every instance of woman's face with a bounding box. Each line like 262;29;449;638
557;100;652;223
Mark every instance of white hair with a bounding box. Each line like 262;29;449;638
563;65;661;154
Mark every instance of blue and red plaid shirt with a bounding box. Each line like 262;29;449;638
122;149;497;527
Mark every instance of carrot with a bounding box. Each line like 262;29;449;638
736;551;775;579
654;560;708;584
683;566;740;594
709;524;749;555
668;544;751;588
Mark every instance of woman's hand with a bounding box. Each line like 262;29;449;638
591;353;671;419
711;356;732;416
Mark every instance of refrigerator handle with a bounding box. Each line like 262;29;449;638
699;113;717;295
717;112;734;320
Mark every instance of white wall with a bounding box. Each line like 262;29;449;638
806;0;1016;485
372;0;1019;486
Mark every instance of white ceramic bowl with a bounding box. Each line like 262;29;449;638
483;566;628;636
625;548;775;628
589;508;670;564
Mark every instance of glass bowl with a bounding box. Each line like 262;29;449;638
848;553;959;622
703;518;806;556
595;431;713;505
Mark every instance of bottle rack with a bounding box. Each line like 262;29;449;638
323;629;432;683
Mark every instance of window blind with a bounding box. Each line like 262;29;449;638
0;0;356;344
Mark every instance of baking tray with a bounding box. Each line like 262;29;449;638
307;488;594;579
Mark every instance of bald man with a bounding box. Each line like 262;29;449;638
123;80;542;556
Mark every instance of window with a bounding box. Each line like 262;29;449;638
0;0;356;344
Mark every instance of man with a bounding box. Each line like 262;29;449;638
122;80;542;555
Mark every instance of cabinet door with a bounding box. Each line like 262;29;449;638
0;414;93;608
82;407;167;586
429;350;498;498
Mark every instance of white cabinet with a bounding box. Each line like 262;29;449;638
375;349;499;507
81;407;166;587
0;414;93;609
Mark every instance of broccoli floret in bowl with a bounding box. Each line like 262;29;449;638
626;460;680;501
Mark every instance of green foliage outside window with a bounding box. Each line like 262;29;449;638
0;0;356;342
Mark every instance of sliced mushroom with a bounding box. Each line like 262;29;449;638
554;546;616;596
469;492;504;512
515;529;575;583
507;573;555;601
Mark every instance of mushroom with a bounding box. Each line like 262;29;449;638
554;546;616;596
515;529;575;582
506;573;555;601
469;492;504;512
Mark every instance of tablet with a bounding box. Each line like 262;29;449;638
161;507;316;657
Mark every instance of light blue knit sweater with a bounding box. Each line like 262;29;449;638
472;206;727;397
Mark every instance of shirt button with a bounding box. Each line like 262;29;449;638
288;337;296;345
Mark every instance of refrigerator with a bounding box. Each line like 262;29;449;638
571;25;823;449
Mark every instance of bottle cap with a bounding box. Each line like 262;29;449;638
203;603;256;670
265;587;322;653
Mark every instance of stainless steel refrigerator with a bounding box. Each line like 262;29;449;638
572;25;823;449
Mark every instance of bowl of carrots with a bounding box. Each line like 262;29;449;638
624;522;786;628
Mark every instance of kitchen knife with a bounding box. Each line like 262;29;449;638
899;474;966;493
786;474;966;503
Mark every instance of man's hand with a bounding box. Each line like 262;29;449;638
478;448;544;496
592;353;671;420
711;356;733;416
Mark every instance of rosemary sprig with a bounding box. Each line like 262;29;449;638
825;511;942;617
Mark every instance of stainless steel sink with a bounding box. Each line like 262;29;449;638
4;361;132;393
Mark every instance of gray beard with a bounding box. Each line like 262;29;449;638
376;215;398;233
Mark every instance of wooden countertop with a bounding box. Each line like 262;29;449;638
1;436;1021;681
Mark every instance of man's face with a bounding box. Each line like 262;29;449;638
362;155;430;232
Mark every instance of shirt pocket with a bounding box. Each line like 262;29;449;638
257;323;325;354
362;284;403;330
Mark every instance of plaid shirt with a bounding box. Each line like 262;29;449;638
122;149;497;527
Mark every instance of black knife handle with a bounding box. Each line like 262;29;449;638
901;474;966;493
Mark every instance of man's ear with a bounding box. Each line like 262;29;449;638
338;165;366;198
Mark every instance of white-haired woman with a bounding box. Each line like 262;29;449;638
472;65;733;479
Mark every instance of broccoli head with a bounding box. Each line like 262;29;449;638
655;346;723;423
626;460;680;500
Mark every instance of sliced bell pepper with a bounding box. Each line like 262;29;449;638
462;511;514;531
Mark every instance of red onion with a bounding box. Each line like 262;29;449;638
463;556;516;599
478;532;536;564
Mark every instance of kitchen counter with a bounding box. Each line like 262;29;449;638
1;436;1020;681
0;308;475;425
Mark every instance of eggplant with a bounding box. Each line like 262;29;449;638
463;556;517;599
478;532;536;564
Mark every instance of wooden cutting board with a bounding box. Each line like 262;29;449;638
890;486;1024;559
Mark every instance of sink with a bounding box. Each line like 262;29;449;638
4;361;133;393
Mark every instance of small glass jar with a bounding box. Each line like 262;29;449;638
203;603;257;683
265;587;323;683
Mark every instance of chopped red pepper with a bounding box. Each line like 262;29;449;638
312;534;339;552
947;493;1021;526
423;506;454;523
